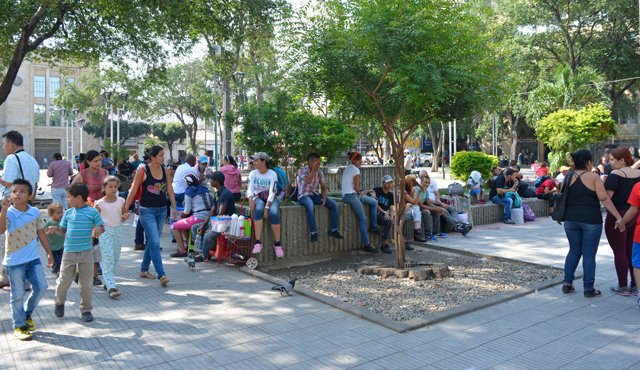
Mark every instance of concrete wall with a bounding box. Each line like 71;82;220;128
285;165;395;193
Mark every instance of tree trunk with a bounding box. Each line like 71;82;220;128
506;110;518;161
428;123;441;172
392;146;406;269
167;143;174;163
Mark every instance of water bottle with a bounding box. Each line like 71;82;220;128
238;215;245;238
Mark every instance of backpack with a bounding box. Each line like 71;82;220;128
448;182;465;196
534;175;550;188
522;203;536;221
273;167;288;194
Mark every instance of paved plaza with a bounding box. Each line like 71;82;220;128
1;213;639;369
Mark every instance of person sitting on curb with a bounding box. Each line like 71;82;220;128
170;174;214;258
490;168;517;224
247;152;284;257
297;153;344;242
467;170;485;204
342;152;379;253
414;175;442;241
419;171;471;235
369;175;395;254
192;171;237;261
404;175;428;245
536;177;559;213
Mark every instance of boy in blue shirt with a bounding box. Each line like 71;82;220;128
47;183;104;322
0;179;53;340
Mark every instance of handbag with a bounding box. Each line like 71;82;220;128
551;172;574;223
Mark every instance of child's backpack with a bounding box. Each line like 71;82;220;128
522;203;536;221
534;175;551;188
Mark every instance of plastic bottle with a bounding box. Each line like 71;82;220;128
238;215;245;238
231;214;239;236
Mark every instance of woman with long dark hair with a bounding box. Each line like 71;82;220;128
72;150;108;202
604;147;640;294
220;154;242;201
123;146;178;287
562;149;622;297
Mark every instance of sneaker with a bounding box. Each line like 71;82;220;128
363;244;379;253
159;275;169;287
504;219;516;225
584;289;602;298
310;233;318;242
274;245;285;258
93;277;102;286
413;231;427;243
25;316;36;332
380;244;393;254
611;285;630;295
139;271;156;279
81;312;94;322
108;288;121;299
170;251;188;258
252;242;263;254
405;244;415;251
134;243;145;250
630;286;638;296
54;304;65;318
329;230;344;239
437;233;447;238
14;327;32;341
561;283;575;294
429;234;439;242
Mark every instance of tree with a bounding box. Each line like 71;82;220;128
150;122;186;163
0;1;191;105
535;103;615;169
302;0;498;267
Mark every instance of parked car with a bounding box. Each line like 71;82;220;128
418;152;433;167
364;153;381;165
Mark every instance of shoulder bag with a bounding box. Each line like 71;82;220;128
551;171;574;223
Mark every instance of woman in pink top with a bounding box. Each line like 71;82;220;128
47;153;73;208
72;150;108;201
220;155;243;200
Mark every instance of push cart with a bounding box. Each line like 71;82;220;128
213;219;258;269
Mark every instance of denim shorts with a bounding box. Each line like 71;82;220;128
633;242;640;268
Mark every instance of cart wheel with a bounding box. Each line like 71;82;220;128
246;257;258;270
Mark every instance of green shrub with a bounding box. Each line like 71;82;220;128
450;151;497;181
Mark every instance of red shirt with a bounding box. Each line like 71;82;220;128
536;167;549;177
627;182;640;242
535;179;556;196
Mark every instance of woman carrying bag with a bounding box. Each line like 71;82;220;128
560;149;622;298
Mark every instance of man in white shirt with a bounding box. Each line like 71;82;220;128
172;154;199;208
404;150;414;175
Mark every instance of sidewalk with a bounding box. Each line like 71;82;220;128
1;215;639;369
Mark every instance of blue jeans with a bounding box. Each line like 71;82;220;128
254;197;281;224
563;221;602;289
139;206;167;278
51;187;68;209
299;194;339;234
7;258;47;329
491;195;513;220
343;193;377;246
135;221;146;245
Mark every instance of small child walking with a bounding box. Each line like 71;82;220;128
45;203;65;276
47;183;104;322
94;176;128;298
1;179;53;340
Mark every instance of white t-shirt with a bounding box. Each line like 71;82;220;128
341;163;360;196
95;197;125;227
428;179;438;201
246;169;278;203
404;154;413;170
172;163;199;194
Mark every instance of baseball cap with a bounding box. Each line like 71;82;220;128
199;155;208;163
250;152;271;161
382;175;393;183
559;166;570;172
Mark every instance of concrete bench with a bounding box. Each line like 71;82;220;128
468;198;551;226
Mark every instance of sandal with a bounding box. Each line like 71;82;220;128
159;275;169;287
108;289;121;299
274;245;284;258
139;271;156;279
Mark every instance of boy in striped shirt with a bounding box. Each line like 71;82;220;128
46;183;104;322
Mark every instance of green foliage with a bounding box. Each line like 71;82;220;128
236;95;356;166
450;151;498;182
536;103;615;170
150;122;186;162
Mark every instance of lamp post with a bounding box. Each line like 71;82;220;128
116;91;128;161
78;118;86;153
103;90;113;149
72;108;79;162
209;44;222;169
61;108;67;160
231;71;245;158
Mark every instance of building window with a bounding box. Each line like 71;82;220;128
50;106;61;127
66;77;75;85
50;76;60;98
34;104;46;126
34;76;45;97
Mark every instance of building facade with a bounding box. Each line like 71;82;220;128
0;61;101;168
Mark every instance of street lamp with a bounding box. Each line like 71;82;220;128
61;108;67;160
231;71;245;158
72;108;79;163
116;91;128;161
103;90;114;148
77;118;86;153
209;44;222;169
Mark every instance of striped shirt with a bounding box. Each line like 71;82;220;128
297;166;325;198
60;205;104;252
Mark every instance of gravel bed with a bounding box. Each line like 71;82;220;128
272;248;563;322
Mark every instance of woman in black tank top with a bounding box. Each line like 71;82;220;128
123;146;178;287
562;149;622;298
603;148;640;294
